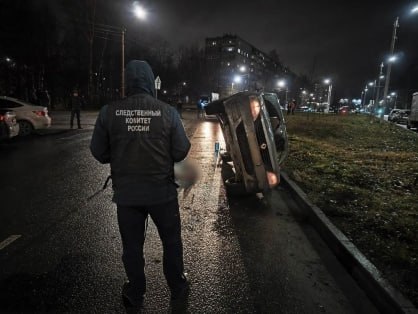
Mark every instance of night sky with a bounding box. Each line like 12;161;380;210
6;0;418;99
120;0;418;98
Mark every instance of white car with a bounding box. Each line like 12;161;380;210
0;109;19;140
0;96;51;136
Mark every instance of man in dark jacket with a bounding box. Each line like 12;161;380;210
70;90;83;129
90;60;191;308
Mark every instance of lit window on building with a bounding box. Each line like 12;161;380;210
212;41;217;46
227;47;234;52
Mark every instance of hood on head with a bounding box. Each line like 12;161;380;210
125;60;156;97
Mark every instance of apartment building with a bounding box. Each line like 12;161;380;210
205;34;283;98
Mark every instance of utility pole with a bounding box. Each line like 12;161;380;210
382;17;399;120
374;62;384;114
94;23;126;99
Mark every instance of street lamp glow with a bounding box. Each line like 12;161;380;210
5;57;11;62
324;78;331;85
391;92;396;96
412;6;418;13
368;82;374;86
133;2;147;19
239;66;246;72
388;55;397;63
234;75;242;83
277;79;286;88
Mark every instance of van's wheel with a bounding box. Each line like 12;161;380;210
18;121;33;136
224;177;247;196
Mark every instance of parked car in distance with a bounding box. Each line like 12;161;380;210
0;96;51;136
0;109;20;140
205;91;288;196
339;106;350;114
397;110;410;124
389;109;410;124
407;92;418;130
388;109;401;122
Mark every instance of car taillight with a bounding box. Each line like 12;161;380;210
33;110;46;116
0;115;4;121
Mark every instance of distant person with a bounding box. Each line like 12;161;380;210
90;60;191;309
69;90;83;129
38;90;51;110
176;99;183;118
196;100;204;119
290;99;297;115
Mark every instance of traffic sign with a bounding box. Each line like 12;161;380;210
155;76;161;90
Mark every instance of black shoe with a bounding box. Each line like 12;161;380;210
122;282;144;308
171;279;190;301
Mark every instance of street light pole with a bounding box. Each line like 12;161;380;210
361;90;365;110
382;17;399;117
327;84;332;112
277;79;288;106
92;3;146;99
323;79;332;113
374;62;384;113
362;86;368;109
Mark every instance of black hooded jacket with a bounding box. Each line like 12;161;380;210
90;60;191;205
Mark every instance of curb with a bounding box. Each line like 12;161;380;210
280;171;417;314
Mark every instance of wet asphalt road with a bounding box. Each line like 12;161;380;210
0;111;379;313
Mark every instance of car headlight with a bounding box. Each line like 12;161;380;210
249;97;261;121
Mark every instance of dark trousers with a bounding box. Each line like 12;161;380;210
117;199;186;295
197;108;204;119
70;109;81;128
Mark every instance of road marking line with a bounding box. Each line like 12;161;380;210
0;235;22;250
